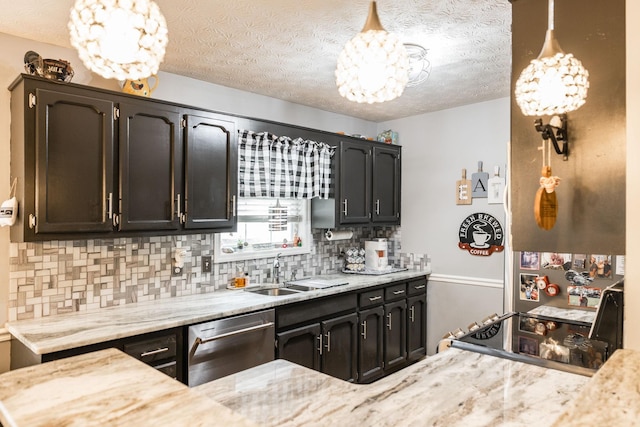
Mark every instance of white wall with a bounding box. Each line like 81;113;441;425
625;0;639;349
379;98;509;280
379;98;510;352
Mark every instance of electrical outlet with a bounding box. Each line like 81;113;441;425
202;256;212;273
172;266;183;276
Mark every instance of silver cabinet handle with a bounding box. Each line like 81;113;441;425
317;334;323;356
410;306;415;323
342;198;348;216
387;313;392;330
232;195;237;217
107;192;113;219
375;199;380;215
140;347;169;358
393;290;405;295
361;320;367;339
369;295;382;302
414;284;426;290
190;322;274;356
324;331;331;352
176;193;184;224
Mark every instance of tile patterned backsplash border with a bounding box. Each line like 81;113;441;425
8;227;428;321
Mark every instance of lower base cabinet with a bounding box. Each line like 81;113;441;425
357;277;427;383
33;328;184;382
277;313;358;382
276;294;358;382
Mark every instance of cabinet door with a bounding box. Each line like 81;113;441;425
118;102;181;231
321;313;358;382
339;140;371;224
277;323;321;372
407;295;427;361
358;306;384;383
183;113;237;230
372;145;401;224
384;300;407;370
34;89;115;234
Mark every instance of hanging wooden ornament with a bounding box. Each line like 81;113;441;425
534;165;561;230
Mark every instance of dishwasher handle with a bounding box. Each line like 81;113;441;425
190;322;274;356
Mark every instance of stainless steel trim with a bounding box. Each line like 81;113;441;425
107;192;113;219
140;347;170;358
190;322;274;355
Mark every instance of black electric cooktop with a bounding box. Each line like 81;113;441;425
450;312;608;377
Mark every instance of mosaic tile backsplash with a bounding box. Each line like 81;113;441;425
8;227;428;321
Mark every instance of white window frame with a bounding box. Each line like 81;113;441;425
213;198;312;263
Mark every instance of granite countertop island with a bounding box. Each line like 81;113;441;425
6;270;428;355
0;346;593;427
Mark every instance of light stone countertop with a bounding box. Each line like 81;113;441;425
0;346;591;427
552;349;640;426
527;305;596;323
0;348;256;427
196;348;589;427
6;270;428;355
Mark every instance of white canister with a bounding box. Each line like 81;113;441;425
365;239;389;271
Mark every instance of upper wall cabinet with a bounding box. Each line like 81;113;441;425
9;75;237;242
312;139;401;229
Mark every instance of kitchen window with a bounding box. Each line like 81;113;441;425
213;197;311;263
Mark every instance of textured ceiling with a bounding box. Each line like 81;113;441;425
0;0;512;122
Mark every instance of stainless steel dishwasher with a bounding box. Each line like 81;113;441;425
186;309;275;387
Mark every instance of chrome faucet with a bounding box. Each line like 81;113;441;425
272;253;282;284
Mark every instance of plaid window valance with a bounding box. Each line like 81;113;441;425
238;130;335;199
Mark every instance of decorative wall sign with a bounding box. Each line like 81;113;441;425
458;213;504;256
471;161;489;198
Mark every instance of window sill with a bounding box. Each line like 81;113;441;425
214;245;310;264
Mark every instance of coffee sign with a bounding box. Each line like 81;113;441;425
458;213;504;256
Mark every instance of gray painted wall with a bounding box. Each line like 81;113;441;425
379;99;510;280
378;98;510;351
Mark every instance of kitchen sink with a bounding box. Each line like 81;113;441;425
245;287;302;296
285;284;316;292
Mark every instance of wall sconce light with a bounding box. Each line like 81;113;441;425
68;0;168;81
514;0;589;116
535;114;569;160
335;1;409;104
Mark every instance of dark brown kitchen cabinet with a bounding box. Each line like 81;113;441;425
117;101;182;231
357;278;426;383
183;113;237;230
407;295;427;361
339;140;371;224
10;328;185;382
9;74;237;241
372;145;401;223
276;293;358;382
23;87;116;237
384;284;408;371
312;139;401;228
277;313;358;382
358;306;385;383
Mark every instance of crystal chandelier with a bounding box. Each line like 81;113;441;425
515;0;589;116
335;2;409;104
68;0;168;81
